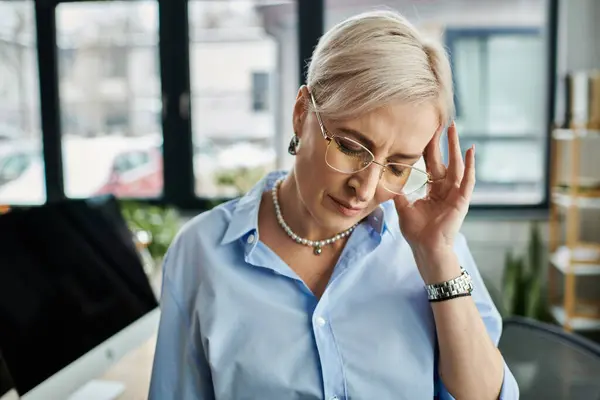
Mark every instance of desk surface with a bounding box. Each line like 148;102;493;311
100;336;156;400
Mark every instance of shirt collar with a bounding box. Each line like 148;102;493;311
220;170;285;245
367;200;398;240
220;170;398;245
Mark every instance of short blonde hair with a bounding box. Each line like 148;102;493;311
306;10;454;126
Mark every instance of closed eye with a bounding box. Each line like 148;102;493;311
387;164;408;177
335;137;368;157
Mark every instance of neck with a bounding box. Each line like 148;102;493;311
276;171;349;241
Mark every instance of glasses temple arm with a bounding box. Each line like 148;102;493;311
309;91;329;140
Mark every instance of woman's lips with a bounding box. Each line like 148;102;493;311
329;195;365;217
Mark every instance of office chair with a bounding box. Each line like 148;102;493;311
499;316;600;400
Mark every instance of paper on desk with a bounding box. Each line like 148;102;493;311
67;380;125;400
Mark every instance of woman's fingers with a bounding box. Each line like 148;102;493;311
459;145;476;200
393;193;410;210
424;125;446;180
447;122;465;183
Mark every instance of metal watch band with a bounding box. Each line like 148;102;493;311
425;266;474;302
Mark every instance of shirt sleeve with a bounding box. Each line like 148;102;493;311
148;252;215;400
435;234;520;400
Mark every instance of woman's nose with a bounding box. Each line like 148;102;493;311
349;163;382;202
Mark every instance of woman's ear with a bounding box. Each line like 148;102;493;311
292;85;310;138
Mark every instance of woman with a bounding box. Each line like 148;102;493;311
149;10;518;400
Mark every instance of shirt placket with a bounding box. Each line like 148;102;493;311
310;223;381;400
312;294;346;400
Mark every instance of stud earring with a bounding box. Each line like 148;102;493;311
288;133;301;155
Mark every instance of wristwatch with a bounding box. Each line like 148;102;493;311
425;266;474;302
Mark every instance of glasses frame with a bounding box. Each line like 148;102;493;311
308;91;434;196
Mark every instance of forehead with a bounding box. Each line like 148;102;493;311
336;101;439;151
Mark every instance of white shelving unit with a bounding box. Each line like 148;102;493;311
549;127;600;331
552;191;600;208
550;306;600;331
552;128;600;140
550;245;600;276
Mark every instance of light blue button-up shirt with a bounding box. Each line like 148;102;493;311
149;171;519;399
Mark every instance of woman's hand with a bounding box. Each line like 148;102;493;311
393;122;475;283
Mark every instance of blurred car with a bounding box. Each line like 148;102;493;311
0;135;277;203
95;138;163;198
0;159;45;204
0;141;39;187
0;135;163;203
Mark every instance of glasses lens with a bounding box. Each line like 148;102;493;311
325;136;373;173
382;164;429;195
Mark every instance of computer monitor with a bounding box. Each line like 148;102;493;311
23;308;160;400
0;349;18;400
0;196;159;398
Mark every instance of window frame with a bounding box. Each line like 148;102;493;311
446;27;543;122
16;0;556;214
444;26;555;211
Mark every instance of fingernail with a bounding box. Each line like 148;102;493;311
472;144;476;154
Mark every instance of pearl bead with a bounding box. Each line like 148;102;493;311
271;178;357;256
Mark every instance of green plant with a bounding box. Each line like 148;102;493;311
501;222;553;322
215;166;267;196
119;201;182;261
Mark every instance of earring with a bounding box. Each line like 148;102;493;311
288;134;301;155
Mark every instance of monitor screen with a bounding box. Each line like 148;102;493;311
0;196;158;394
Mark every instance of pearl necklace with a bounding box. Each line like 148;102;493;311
271;179;358;255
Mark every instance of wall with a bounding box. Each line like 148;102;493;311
463;219;548;294
556;0;600;73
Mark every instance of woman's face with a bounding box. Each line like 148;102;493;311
292;86;440;233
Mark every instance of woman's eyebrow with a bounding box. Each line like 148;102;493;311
337;127;422;160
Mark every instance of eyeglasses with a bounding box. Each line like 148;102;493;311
309;92;432;196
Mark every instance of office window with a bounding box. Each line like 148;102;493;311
326;0;549;207
252;71;270;111
190;1;297;197
448;29;546;205
56;1;163;199
0;1;44;205
103;47;128;78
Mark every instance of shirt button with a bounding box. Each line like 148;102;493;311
247;234;255;244
315;317;326;327
330;396;339;400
